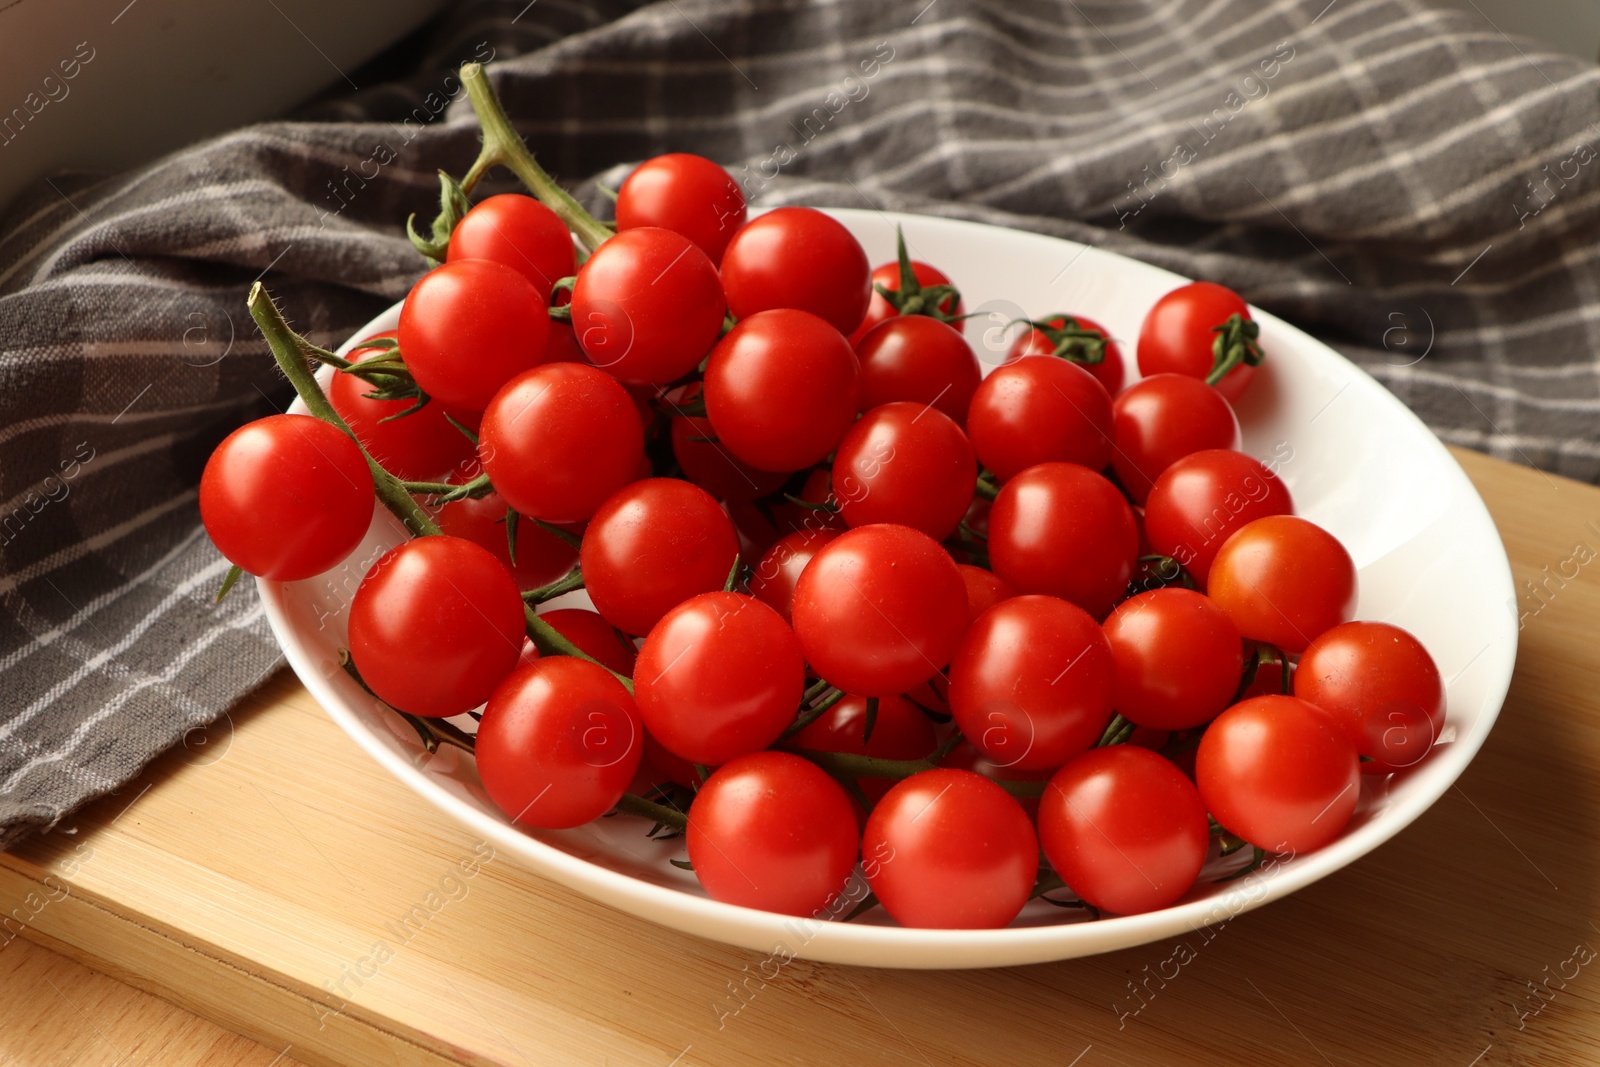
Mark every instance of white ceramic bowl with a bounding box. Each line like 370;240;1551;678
259;209;1517;968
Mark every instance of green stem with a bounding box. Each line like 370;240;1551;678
522;568;584;604
614;792;688;832
400;473;494;503
459;63;613;253
781;687;845;737
1096;713;1135;747
247;283;438;538
523;604;633;692
781;745;1044;798
974;475;1000;502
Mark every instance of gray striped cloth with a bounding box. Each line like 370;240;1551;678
2;0;1595;846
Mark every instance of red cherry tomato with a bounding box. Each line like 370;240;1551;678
1039;745;1210;915
1196;694;1360;852
446;194;577;297
936;740;1052;820
853;315;981;425
1143;449;1294;586
1004;314;1125;396
639;730;700;791
1295;621;1444;771
1208;515;1358;654
1110;373;1240;503
703;309;860;472
476;657;642;829
988;462;1137;620
538;607;638;677
570;226;725;385
615;153;746;265
949;595;1115;772
580;478;739;636
966;357;1114;482
687;751;859;916
863;768;1038;929
398;258;549;410
634;592;806;765
957;564;1014;623
791;524;967;696
667;384;787;501
720;207;871;334
750;528;841;623
434;487;577;591
201;414;373;581
543;321;585;364
1137;281;1259;402
1102;588;1243;731
348;536;525;716
849;259;963;346
477;363;644;522
791;694;935;804
328;335;476;481
833;402;977;541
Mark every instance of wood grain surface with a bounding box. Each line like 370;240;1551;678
2;447;1597;1067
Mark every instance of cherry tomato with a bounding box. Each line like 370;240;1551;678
1143;449;1293;586
988;463;1137;620
849;259;963;346
1110;373;1240;503
615;153;746;265
957;563;1014;623
833;403;977;541
538;607;638;676
1208;515;1358;653
791;694;935;804
966;357;1114;482
477;363;644;522
750;528;841;623
640;730;700;791
791;524;967;697
348;536;525;716
854;315;980;425
1102;588;1242;731
634;592;806;764
201;414;373;581
447;194;577;298
543;321;585;364
667;384;787;501
937;740;1052;820
687;752;858;915
1196;694;1360;852
434;487;577;591
720;207;871;334
949;595;1115;772
398;258;549;411
1005;314;1125;396
328;335;476;481
570;226;725;385
863;768;1038;929
1137;281;1259;402
580;478;739;636
704;309;859;472
1295;621;1444;771
476;656;641;829
771;466;848;535
1039;745;1209;915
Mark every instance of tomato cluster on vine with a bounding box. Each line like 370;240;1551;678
204;120;1446;931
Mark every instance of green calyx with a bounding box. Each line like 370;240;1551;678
1206;312;1264;385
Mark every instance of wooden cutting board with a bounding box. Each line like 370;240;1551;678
3;447;1598;1067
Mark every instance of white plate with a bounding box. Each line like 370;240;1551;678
258;209;1516;969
